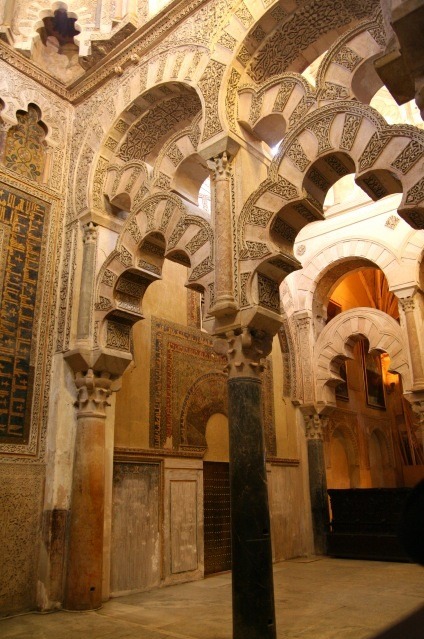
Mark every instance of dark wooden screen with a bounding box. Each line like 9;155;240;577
203;462;231;575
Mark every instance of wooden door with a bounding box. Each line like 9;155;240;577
203;462;231;575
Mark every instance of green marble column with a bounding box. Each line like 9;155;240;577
217;328;276;639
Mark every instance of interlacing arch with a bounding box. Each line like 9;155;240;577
236;10;386;146
314;307;412;405
74;49;210;218
94;192;214;352
237;99;424;310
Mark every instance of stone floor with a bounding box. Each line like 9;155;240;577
1;557;424;639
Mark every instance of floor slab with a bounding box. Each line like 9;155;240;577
1;558;423;639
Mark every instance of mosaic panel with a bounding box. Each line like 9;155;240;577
0;184;48;443
149;318;276;455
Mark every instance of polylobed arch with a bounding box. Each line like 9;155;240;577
314;10;385;105
237;99;424;310
270;100;424;230
314;307;412;405
88;83;204;217
237;73;315;148
94;192;214;353
236;10;386;150
217;0;385;140
72;50;210;219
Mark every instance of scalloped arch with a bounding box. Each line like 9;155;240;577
314;307;412;403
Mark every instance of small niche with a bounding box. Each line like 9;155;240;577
38;7;80;60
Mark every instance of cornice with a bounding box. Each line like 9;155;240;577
0;0;210;105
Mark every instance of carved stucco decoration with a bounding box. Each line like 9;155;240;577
232;11;389;150
245;0;380;84
198;59;226;142
73;75;205;218
0;61;71;193
314;307;412;405
237;73;314;138
118;93;201;162
269;101;424;231
314;10;386;104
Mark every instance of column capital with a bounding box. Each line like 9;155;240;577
207;151;232;180
214;327;273;380
74;369;113;417
82;221;98;244
399;295;416;313
303;412;329;441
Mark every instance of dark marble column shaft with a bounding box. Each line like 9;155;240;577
307;437;329;555
228;376;276;639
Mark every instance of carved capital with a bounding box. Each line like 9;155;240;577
82;221;98;245
74;369;114;417
214;327;272;380
304;413;328;441
207;151;232;181
399;295;415;313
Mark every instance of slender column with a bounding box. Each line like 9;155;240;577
399;296;424;388
64;369;113;610
304;413;330;555
216;328;276;639
77;222;98;341
208;152;237;316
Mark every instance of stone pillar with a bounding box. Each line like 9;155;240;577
304;413;330;555
216;328;276;639
208;152;237;316
399;296;424;389
293;311;315;405
64;369;113;611
77;222;98;341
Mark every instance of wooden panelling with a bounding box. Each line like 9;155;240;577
110;462;161;595
170;480;198;573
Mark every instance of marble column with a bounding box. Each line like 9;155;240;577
64;369;113;610
304;413;330;555
216;328;276;639
208;152;237;316
77;222;98;341
399;296;424;389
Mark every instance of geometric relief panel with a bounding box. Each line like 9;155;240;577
0;464;45;615
149;318;276;455
0;183;48;443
